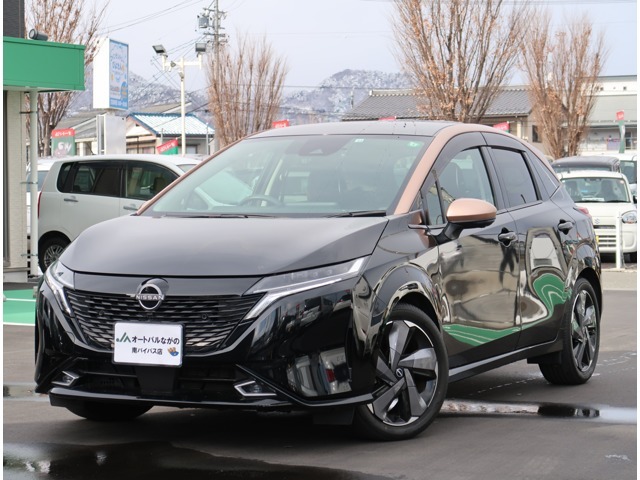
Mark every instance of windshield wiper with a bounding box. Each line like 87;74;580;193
162;213;275;218
577;200;629;204
327;210;387;218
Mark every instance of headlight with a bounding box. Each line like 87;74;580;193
245;257;368;319
621;210;637;224
44;260;74;315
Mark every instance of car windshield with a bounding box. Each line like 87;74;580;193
145;134;430;217
561;176;630;203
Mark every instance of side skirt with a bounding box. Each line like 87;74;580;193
448;339;561;383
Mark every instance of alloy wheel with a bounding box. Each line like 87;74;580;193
571;289;598;372
44;244;65;270
368;320;439;426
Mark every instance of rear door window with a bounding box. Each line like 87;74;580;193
124;162;179;201
490;148;539;208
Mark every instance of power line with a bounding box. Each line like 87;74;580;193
98;0;202;35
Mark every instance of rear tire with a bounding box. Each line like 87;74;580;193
39;235;69;272
539;278;600;385
353;303;448;441
65;401;151;421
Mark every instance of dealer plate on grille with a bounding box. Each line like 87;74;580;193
113;322;183;367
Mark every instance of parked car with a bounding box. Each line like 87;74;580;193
37;154;200;272
551;155;621;175
35;121;602;441
617;153;637;198
551;154;638;199
26;157;58;236
558;170;637;262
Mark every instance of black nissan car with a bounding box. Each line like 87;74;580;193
35;121;602;440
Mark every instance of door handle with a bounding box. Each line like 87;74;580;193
63;196;78;203
558;220;574;234
123;204;138;211
498;231;517;246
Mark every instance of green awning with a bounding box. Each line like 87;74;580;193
3;36;85;92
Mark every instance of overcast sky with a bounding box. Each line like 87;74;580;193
96;0;637;96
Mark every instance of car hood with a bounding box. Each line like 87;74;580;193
61;215;388;276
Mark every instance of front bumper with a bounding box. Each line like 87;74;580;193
35;274;379;411
594;224;637;253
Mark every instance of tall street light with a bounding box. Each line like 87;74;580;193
153;43;205;156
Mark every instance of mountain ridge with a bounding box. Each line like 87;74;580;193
67;69;411;124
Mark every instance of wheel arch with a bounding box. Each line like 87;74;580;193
577;266;603;316
393;292;439;331
38;230;71;251
372;263;443;335
38;231;72;272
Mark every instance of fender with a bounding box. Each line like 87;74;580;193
354;260;441;358
568;240;603;312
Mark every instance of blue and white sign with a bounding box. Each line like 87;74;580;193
93;38;129;110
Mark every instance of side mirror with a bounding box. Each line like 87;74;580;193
409;198;497;242
438;198;497;242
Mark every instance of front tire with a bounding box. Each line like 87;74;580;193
65;400;151;421
353;303;448;441
539;278;600;385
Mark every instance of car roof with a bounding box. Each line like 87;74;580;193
557;170;629;181
27;157;59;170
48;154;199;170
552;156;620;167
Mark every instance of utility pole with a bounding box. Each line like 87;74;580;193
198;0;227;152
153;44;206;156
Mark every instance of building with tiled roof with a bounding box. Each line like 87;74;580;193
55;107;215;156
126;112;214;155
343;76;637;157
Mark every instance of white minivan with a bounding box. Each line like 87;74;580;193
38;154;200;272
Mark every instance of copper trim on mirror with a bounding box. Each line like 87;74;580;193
447;198;497;223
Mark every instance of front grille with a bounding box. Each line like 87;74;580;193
65;290;263;354
594;226;617;248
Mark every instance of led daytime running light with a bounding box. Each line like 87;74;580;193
44;261;74;315
245;257;367;319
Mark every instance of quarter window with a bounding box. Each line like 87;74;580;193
58;163;120;197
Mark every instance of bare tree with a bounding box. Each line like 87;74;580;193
207;34;288;148
392;0;530;122
26;0;107;156
520;11;606;158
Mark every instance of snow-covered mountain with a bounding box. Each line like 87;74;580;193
67;69;410;124
279;69;411;123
